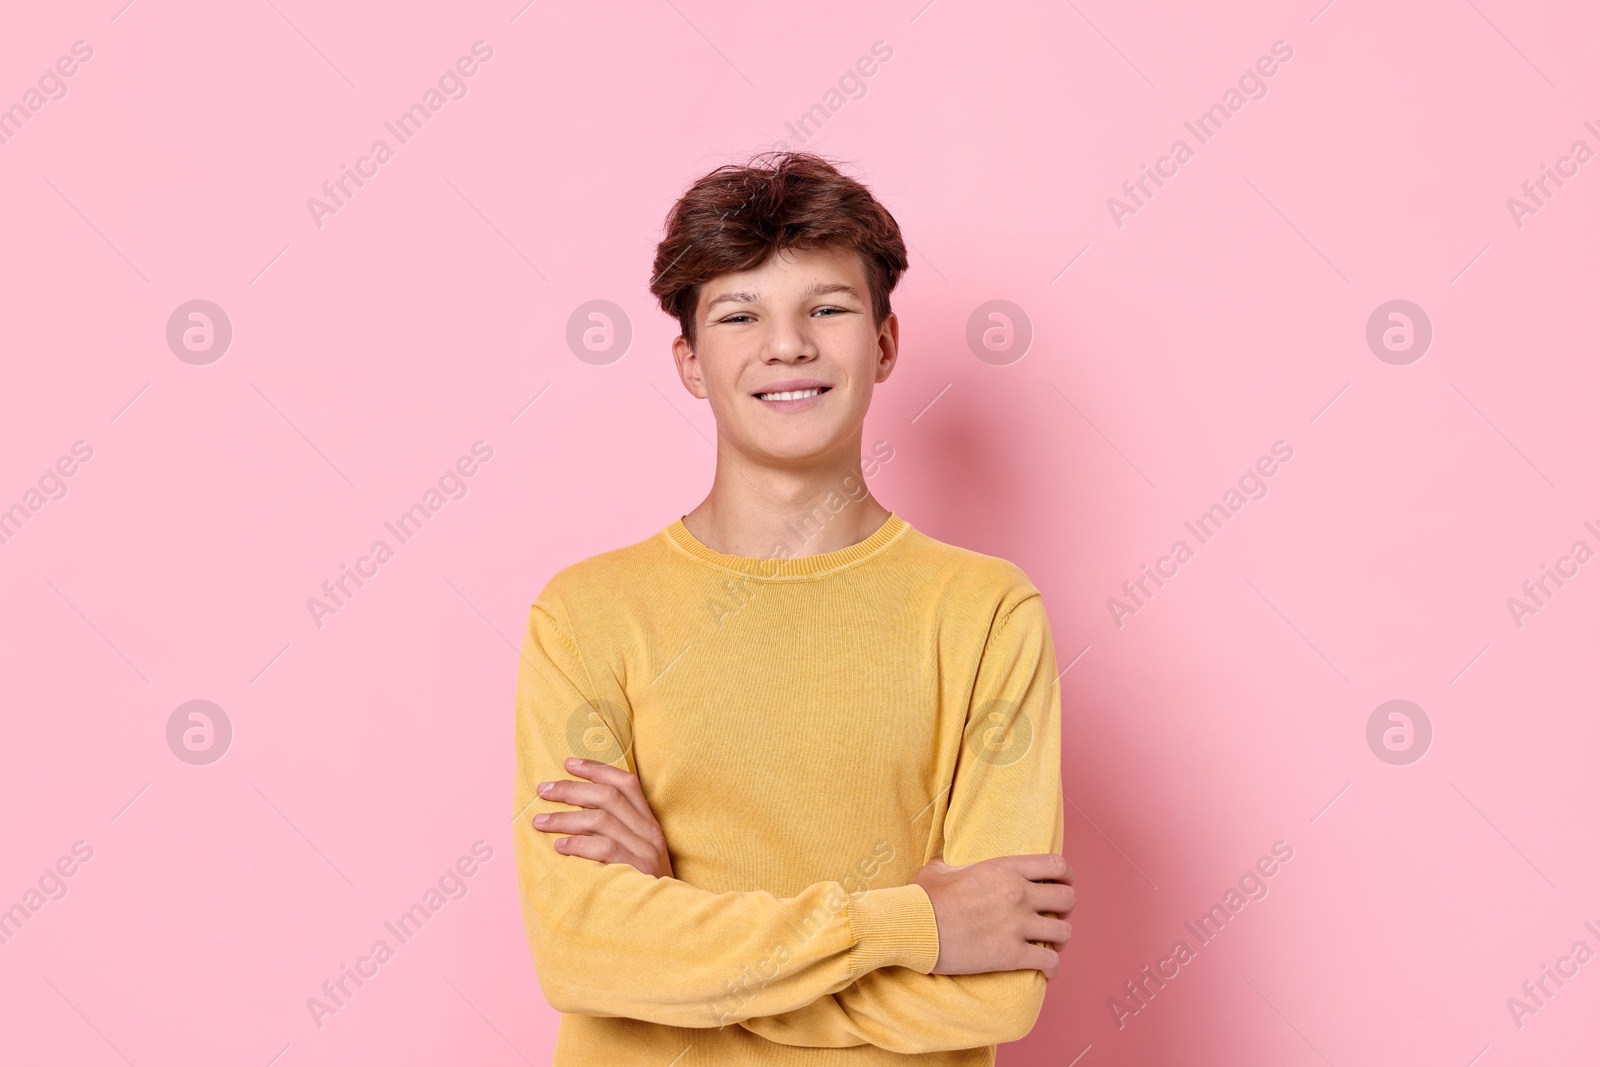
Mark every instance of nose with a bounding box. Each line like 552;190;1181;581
762;312;819;363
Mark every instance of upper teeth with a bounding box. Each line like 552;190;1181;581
758;388;822;400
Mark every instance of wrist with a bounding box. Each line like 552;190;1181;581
845;883;941;977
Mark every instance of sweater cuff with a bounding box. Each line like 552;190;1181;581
846;883;941;977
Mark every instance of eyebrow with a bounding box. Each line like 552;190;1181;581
704;281;862;312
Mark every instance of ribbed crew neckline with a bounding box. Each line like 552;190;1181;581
663;512;910;580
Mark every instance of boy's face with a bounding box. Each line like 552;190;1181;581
672;244;898;467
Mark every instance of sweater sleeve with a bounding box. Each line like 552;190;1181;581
737;592;1065;1052
512;597;943;1028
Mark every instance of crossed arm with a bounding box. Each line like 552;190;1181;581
537;756;1074;977
514;593;1073;1052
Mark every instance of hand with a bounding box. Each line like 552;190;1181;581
532;758;674;878
913;853;1075;979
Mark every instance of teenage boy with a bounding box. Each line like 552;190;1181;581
513;151;1073;1065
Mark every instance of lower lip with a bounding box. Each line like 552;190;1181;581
752;389;829;412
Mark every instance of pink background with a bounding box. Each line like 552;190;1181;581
3;1;1598;1064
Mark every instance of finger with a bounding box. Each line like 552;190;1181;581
999;853;1074;884
1022;944;1061;980
551;833;636;867
533;809;624;835
535;809;657;860
563;759;656;823
1027;882;1076;915
1022;915;1073;950
532;801;645;848
539;779;661;844
544;767;656;844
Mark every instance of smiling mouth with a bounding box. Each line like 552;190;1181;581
754;387;830;401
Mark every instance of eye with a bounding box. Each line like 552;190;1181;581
719;313;754;324
814;306;846;317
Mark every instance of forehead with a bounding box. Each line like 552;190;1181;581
699;245;867;312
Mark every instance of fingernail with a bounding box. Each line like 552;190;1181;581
537;782;551;796
566;757;586;768
533;813;547;826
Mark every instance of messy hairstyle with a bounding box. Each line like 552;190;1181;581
649;151;909;350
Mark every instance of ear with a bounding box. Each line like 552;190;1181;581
874;311;899;383
672;335;708;399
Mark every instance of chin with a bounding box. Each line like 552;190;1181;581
743;433;845;464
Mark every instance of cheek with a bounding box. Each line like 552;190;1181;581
692;345;739;400
706;390;740;428
719;368;752;409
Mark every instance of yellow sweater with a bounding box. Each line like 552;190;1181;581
512;512;1064;1065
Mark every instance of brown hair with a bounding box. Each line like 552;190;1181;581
649;151;908;350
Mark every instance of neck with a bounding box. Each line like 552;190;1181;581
681;432;890;558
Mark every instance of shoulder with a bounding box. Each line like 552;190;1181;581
529;525;674;627
896;523;1045;622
